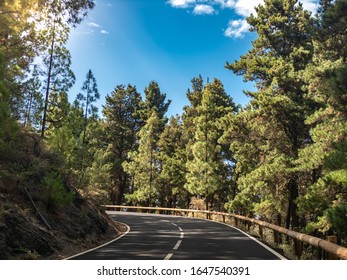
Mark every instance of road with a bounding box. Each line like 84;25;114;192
69;211;285;260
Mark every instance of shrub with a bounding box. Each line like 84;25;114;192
43;172;74;211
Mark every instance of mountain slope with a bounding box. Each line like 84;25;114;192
0;130;122;259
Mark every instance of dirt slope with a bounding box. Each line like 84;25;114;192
0;130;122;260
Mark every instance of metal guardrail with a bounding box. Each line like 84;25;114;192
105;205;347;260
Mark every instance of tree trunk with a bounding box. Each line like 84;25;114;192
286;178;299;229
41;21;56;138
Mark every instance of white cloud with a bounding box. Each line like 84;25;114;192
167;0;196;8
88;22;101;28
193;4;216;15
300;0;319;14
230;0;319;17
166;0;319;38
233;0;263;17
224;19;250;38
212;0;235;9
86;22;109;36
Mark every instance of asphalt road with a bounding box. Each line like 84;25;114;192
69;211;285;260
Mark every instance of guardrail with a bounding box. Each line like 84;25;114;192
104;205;347;260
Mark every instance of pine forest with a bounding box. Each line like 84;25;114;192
0;0;346;259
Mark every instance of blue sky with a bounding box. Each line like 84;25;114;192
67;0;318;117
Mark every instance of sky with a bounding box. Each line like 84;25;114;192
67;0;319;117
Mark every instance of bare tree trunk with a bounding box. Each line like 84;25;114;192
41;21;56;138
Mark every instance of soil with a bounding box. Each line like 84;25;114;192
0;182;125;259
0;130;125;260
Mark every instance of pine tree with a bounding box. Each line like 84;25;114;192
185;79;236;210
76;69;99;146
102;84;142;204
0;0;94;121
0;52;18;145
141;81;171;131
22;65;43;129
123;110;161;206
296;0;347;241
40;15;75;138
182;75;205;160
158;115;187;208
225;0;315;228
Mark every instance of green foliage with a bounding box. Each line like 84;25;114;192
102;84;142;204
123;110;161;206
223;0;316;228
326;203;347;240
294;0;347;240
21;65;44;129
43;172;74;211
77;69;100;141
47;125;77;164
141;81;171;130
185;79;236;208
158;115;187;208
0;52;18;143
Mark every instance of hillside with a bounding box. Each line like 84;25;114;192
0;129;122;260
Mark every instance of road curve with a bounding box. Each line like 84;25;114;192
69;211;285;260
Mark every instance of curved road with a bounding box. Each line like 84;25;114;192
69;211;285;260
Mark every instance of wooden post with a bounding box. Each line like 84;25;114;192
235;217;239;227
274;231;280;245
241;220;246;231
259;225;263;238
293;228;302;259
327;236;338;260
222;215;225;223
294;239;302;259
247;221;251;232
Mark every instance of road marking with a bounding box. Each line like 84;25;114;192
211;219;287;260
164;253;173;260
173;240;182;250
164;222;185;260
64;222;131;260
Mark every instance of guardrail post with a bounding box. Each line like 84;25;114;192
234;217;239;227
259;225;263;238
294;239;302;259
274;231;280;245
222;215;225;223
327;236;338;260
293;228;302;259
247;221;251;232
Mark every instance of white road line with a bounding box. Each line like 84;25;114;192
211;219;287;260
64;222;131;260
173;240;182;250
164;253;173;260
163;222;185;260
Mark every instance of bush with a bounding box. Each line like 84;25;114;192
43;172;74;211
326;203;347;243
